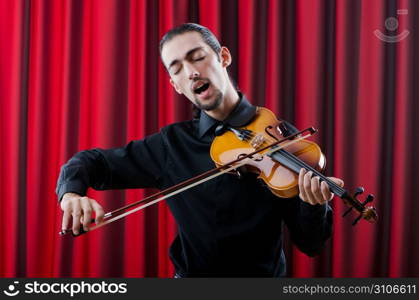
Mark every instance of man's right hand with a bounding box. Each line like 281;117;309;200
60;193;105;235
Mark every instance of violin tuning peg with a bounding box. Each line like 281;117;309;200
355;186;364;193
215;124;227;136
362;194;374;206
352;214;363;226
275;125;283;136
342;207;353;217
353;187;364;199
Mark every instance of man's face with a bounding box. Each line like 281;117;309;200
161;32;231;111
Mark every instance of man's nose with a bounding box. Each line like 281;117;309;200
186;65;200;80
190;71;200;79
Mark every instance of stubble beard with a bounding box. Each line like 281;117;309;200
194;90;223;111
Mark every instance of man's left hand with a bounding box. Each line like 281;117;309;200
298;168;344;205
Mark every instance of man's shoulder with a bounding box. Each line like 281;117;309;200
160;119;197;135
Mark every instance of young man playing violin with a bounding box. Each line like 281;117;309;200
56;23;344;277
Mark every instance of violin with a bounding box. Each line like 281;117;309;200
211;107;377;225
59;107;377;237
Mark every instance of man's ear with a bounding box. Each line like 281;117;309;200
170;79;183;94
220;46;232;68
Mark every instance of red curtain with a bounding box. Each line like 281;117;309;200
1;0;418;277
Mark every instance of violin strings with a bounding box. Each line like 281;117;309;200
275;149;346;196
240;127;346;196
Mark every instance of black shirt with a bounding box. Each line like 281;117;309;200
56;94;333;277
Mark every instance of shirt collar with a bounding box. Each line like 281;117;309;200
198;92;257;139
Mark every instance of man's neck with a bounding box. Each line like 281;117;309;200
204;84;240;121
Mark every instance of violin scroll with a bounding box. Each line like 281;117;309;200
342;187;378;225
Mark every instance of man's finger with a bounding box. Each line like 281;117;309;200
303;171;315;204
328;177;344;187
80;197;92;231
62;209;71;232
71;201;82;235
320;181;333;201
298;168;308;201
310;176;323;203
91;200;105;224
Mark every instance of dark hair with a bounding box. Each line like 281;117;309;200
159;23;221;57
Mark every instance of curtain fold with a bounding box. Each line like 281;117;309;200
0;0;417;277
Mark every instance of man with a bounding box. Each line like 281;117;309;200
56;23;343;277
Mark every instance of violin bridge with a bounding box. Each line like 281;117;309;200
250;134;265;149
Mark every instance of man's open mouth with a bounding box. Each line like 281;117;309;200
193;83;210;94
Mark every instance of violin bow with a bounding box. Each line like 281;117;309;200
59;127;317;237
